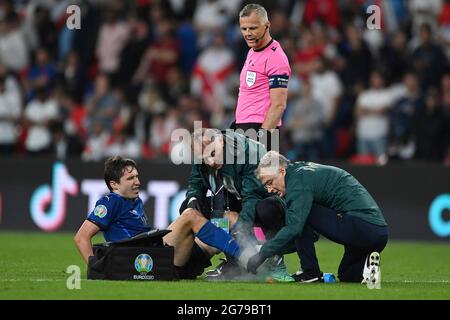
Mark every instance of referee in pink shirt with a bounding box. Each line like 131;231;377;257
231;3;291;150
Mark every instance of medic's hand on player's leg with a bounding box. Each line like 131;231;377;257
247;252;265;274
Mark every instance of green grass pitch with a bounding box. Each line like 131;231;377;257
1;231;449;300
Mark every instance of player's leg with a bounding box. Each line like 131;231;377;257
164;209;200;266
174;239;213;279
165;208;240;265
203;211;245;281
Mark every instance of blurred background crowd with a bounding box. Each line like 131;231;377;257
0;0;450;164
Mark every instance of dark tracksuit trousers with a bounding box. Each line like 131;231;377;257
255;197;389;282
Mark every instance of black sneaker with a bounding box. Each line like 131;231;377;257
204;258;244;280
292;270;324;283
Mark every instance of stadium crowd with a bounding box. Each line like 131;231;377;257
0;0;450;164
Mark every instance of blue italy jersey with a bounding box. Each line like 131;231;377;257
87;192;152;242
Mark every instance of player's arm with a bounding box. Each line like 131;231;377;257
238;163;265;225
247;188;312;273
74;220;101;264
234;140;268;228
186;165;208;200
261;87;288;130
259;190;313;259
180;165;208;214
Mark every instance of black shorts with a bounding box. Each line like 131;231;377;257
229;122;280;151
175;242;212;279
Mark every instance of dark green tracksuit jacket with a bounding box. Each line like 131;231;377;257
185;131;269;223
259;161;387;259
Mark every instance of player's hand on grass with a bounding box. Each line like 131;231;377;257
247;253;265;274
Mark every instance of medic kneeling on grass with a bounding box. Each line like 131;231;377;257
246;151;388;288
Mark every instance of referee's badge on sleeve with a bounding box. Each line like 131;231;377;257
246;71;256;87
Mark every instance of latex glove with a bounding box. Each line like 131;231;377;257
247;253;265;274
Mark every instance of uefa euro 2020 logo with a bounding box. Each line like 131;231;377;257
135;254;153;274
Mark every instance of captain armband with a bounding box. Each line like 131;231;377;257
269;74;289;89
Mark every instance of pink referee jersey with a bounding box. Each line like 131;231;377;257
235;39;291;126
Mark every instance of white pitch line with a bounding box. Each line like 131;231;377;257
0;279;67;282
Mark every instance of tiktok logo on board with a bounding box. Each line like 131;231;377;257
30;162;78;231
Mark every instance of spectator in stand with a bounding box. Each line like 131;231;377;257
49;120;84;160
24;47;57;102
56;90;87;142
268;8;290;40
411;23;448;92
193;0;229;48
413;88;448;162
0;65;22;155
293;27;324;80
337;23;373;92
164;67;189;106
133;19;180;91
116;15;150;101
32;5;58;58
56;50;85;103
355;71;394;160
104;129;141;160
177;14;199;76
0;12;29;73
135;82;167;144
409;0;443;36
388;72;424;160
303;0;340;29
379;31;410;84
82;121;111;162
437;0;450;60
176;94;205;131
84;73;121;134
148;109;180;158
285;79;325;161
191;30;236;124
440;72;450;110
23;83;60;155
310;56;343;158
95;8;130;81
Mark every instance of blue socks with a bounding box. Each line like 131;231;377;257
195;221;240;258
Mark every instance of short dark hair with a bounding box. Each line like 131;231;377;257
104;156;137;192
